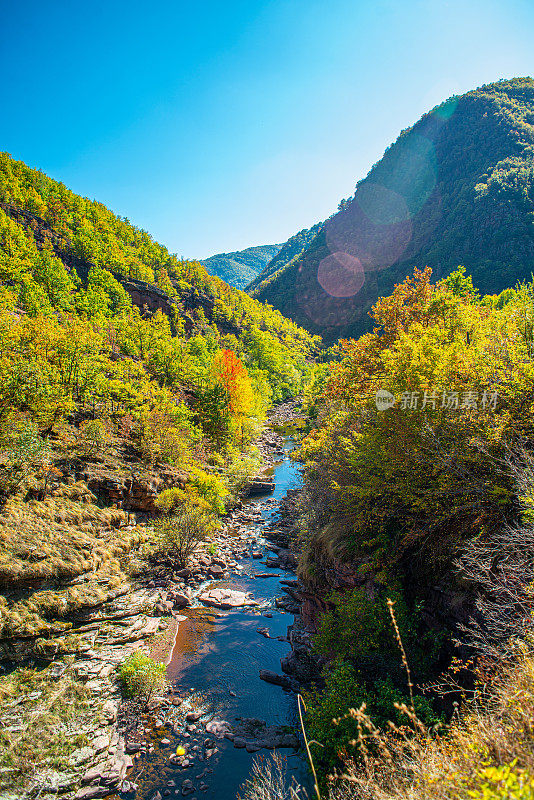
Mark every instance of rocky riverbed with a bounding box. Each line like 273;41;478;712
0;418;317;800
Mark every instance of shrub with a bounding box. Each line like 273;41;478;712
305;661;440;779
0;420;50;491
118;651;166;704
155;505;216;568
313;587;444;682
238;751;307;800
468;763;534;800
155;486;187;514
78;418;110;457
188;465;228;515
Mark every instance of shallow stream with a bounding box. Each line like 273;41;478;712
136;438;310;800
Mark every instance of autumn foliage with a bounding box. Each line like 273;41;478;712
213;349;253;419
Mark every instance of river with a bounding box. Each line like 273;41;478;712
133;438;310;800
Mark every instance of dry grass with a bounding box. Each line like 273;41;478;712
238;752;309;800
329;642;534;800
0;661;91;789
0;480;152;637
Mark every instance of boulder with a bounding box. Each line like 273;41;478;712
198;589;258;609
246;477;275;496
207;564;224;578
205;719;232;738
259;670;295;691
171;593;191;610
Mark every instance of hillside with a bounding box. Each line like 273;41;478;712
0;152;323;792
246;222;322;294
240;267;534;800
200;243;282;288
254;77;534;343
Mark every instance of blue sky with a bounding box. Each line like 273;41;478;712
1;0;533;259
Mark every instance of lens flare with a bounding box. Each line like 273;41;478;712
317;251;365;298
325;187;413;275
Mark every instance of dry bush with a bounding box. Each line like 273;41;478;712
327;642;534;800
155;506;215;568
238;752;308;800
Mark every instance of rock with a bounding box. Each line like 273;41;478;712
181;780;194;796
251;551;263;559
233;738;246;748
68;746;94;767
172;593;191;610
205;719;231;738
101;700;118;723
259;670;295;691
161;738;171;746
186;711;202;722
155;600;175;616
76;786;109;800
198;589;258;609
246;478;275;496
36;769;78;792
47;662;67;680
207;564;224;578
92;735;110;754
281;647;317;683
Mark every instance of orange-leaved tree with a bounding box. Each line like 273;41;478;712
212;349;253;422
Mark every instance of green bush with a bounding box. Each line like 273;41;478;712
305;661;440;779
78;418;110;457
188;465;228;515
155;505;216;568
313;587;444;681
0;420;50;491
118;651;166;703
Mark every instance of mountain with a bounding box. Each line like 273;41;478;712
253;77;534;343
0;151;320;402
246;222;322;294
200;243;282;289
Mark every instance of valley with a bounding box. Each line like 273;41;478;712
1;74;534;800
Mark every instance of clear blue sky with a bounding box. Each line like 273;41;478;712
1;0;533;259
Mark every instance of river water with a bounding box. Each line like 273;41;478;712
135;438;310;800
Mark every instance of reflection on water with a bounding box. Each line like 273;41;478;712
167;608;223;677
142;439;310;800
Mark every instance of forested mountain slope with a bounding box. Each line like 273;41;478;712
0;152;319;385
200;243;282;288
254;77;534;343
246;222;322;294
265;266;534;798
0;149;320;651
